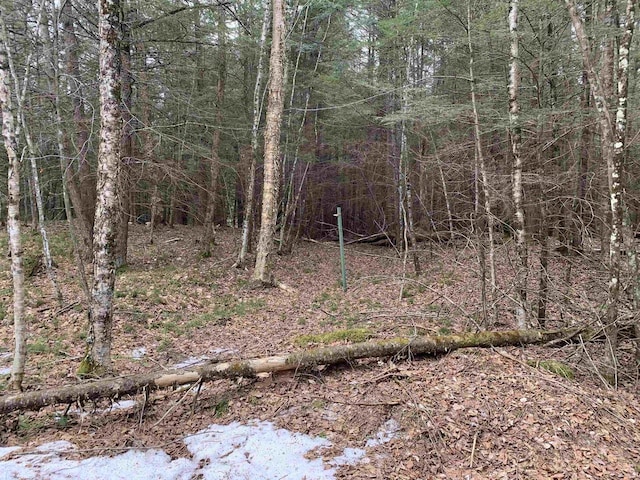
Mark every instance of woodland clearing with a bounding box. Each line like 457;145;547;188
0;223;639;479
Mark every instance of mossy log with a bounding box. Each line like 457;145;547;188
0;328;583;414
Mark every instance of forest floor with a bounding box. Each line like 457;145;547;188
0;223;640;479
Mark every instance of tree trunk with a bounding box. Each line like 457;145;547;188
83;0;123;374
62;0;95;244
115;14;132;269
251;0;285;286
0;328;587;414
0;6;62;306
565;0;636;384
201;10;227;256
509;0;528;329
0;35;26;391
468;2;497;326
236;5;269;269
400;45;420;276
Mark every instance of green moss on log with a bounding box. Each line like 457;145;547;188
293;328;372;346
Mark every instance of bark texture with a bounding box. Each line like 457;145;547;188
467;3;497;326
565;0;636;383
86;0;123;372
509;0;528;329
0;33;26;391
236;6;269;268
0;328;583;414
252;0;286;285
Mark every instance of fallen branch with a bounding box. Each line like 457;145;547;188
0;328;584;414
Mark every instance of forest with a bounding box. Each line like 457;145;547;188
1;0;640;478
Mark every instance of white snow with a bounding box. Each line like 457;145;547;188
365;419;401;447
0;416;401;479
0;420;376;480
172;348;236;370
131;347;147;359
173;356;210;369
0;367;11;375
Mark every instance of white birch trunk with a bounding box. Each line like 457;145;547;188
236;4;269;269
565;0;636;383
509;0;528;329
84;0;123;373
468;3;497;326
0;6;62;305
251;0;285;285
0;36;26;391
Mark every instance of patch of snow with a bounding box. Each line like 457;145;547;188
54;400;137;420
331;447;367;466
131;347;147;359
173;356;209;369
365;419;401;447
0;421;371;480
0;366;11;375
0;351;11;360
183;421;336;479
104;400;137;413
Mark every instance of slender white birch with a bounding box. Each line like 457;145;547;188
0;28;25;391
566;0;636;383
0;6;62;305
467;2;497;326
508;0;528;329
236;3;269;268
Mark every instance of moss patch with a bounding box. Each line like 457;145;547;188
293;328;373;346
528;359;575;379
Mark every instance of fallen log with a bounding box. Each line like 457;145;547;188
0;328;584;415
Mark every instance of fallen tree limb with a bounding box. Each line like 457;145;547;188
0;328;587;415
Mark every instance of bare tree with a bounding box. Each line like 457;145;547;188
82;0;123;374
62;0;95;258
236;4;269;269
0;26;26;390
202;9;227;256
565;0;636;383
0;5;62;305
467;2;497;326
508;0;528;329
251;0;285;286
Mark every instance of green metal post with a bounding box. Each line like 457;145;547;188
336;206;347;291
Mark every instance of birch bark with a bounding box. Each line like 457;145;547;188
0;29;26;390
509;0;528;329
84;0;123;373
467;2;497;326
565;0;636;383
251;0;285;285
235;4;269;269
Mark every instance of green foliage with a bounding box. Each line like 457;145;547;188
17;415;47;436
27;338;49;354
213;398;229;417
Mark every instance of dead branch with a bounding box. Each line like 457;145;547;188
0;328;586;414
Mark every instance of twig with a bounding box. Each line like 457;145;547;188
151;382;198;428
54;301;81;316
469;430;479;468
321;396;402;407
